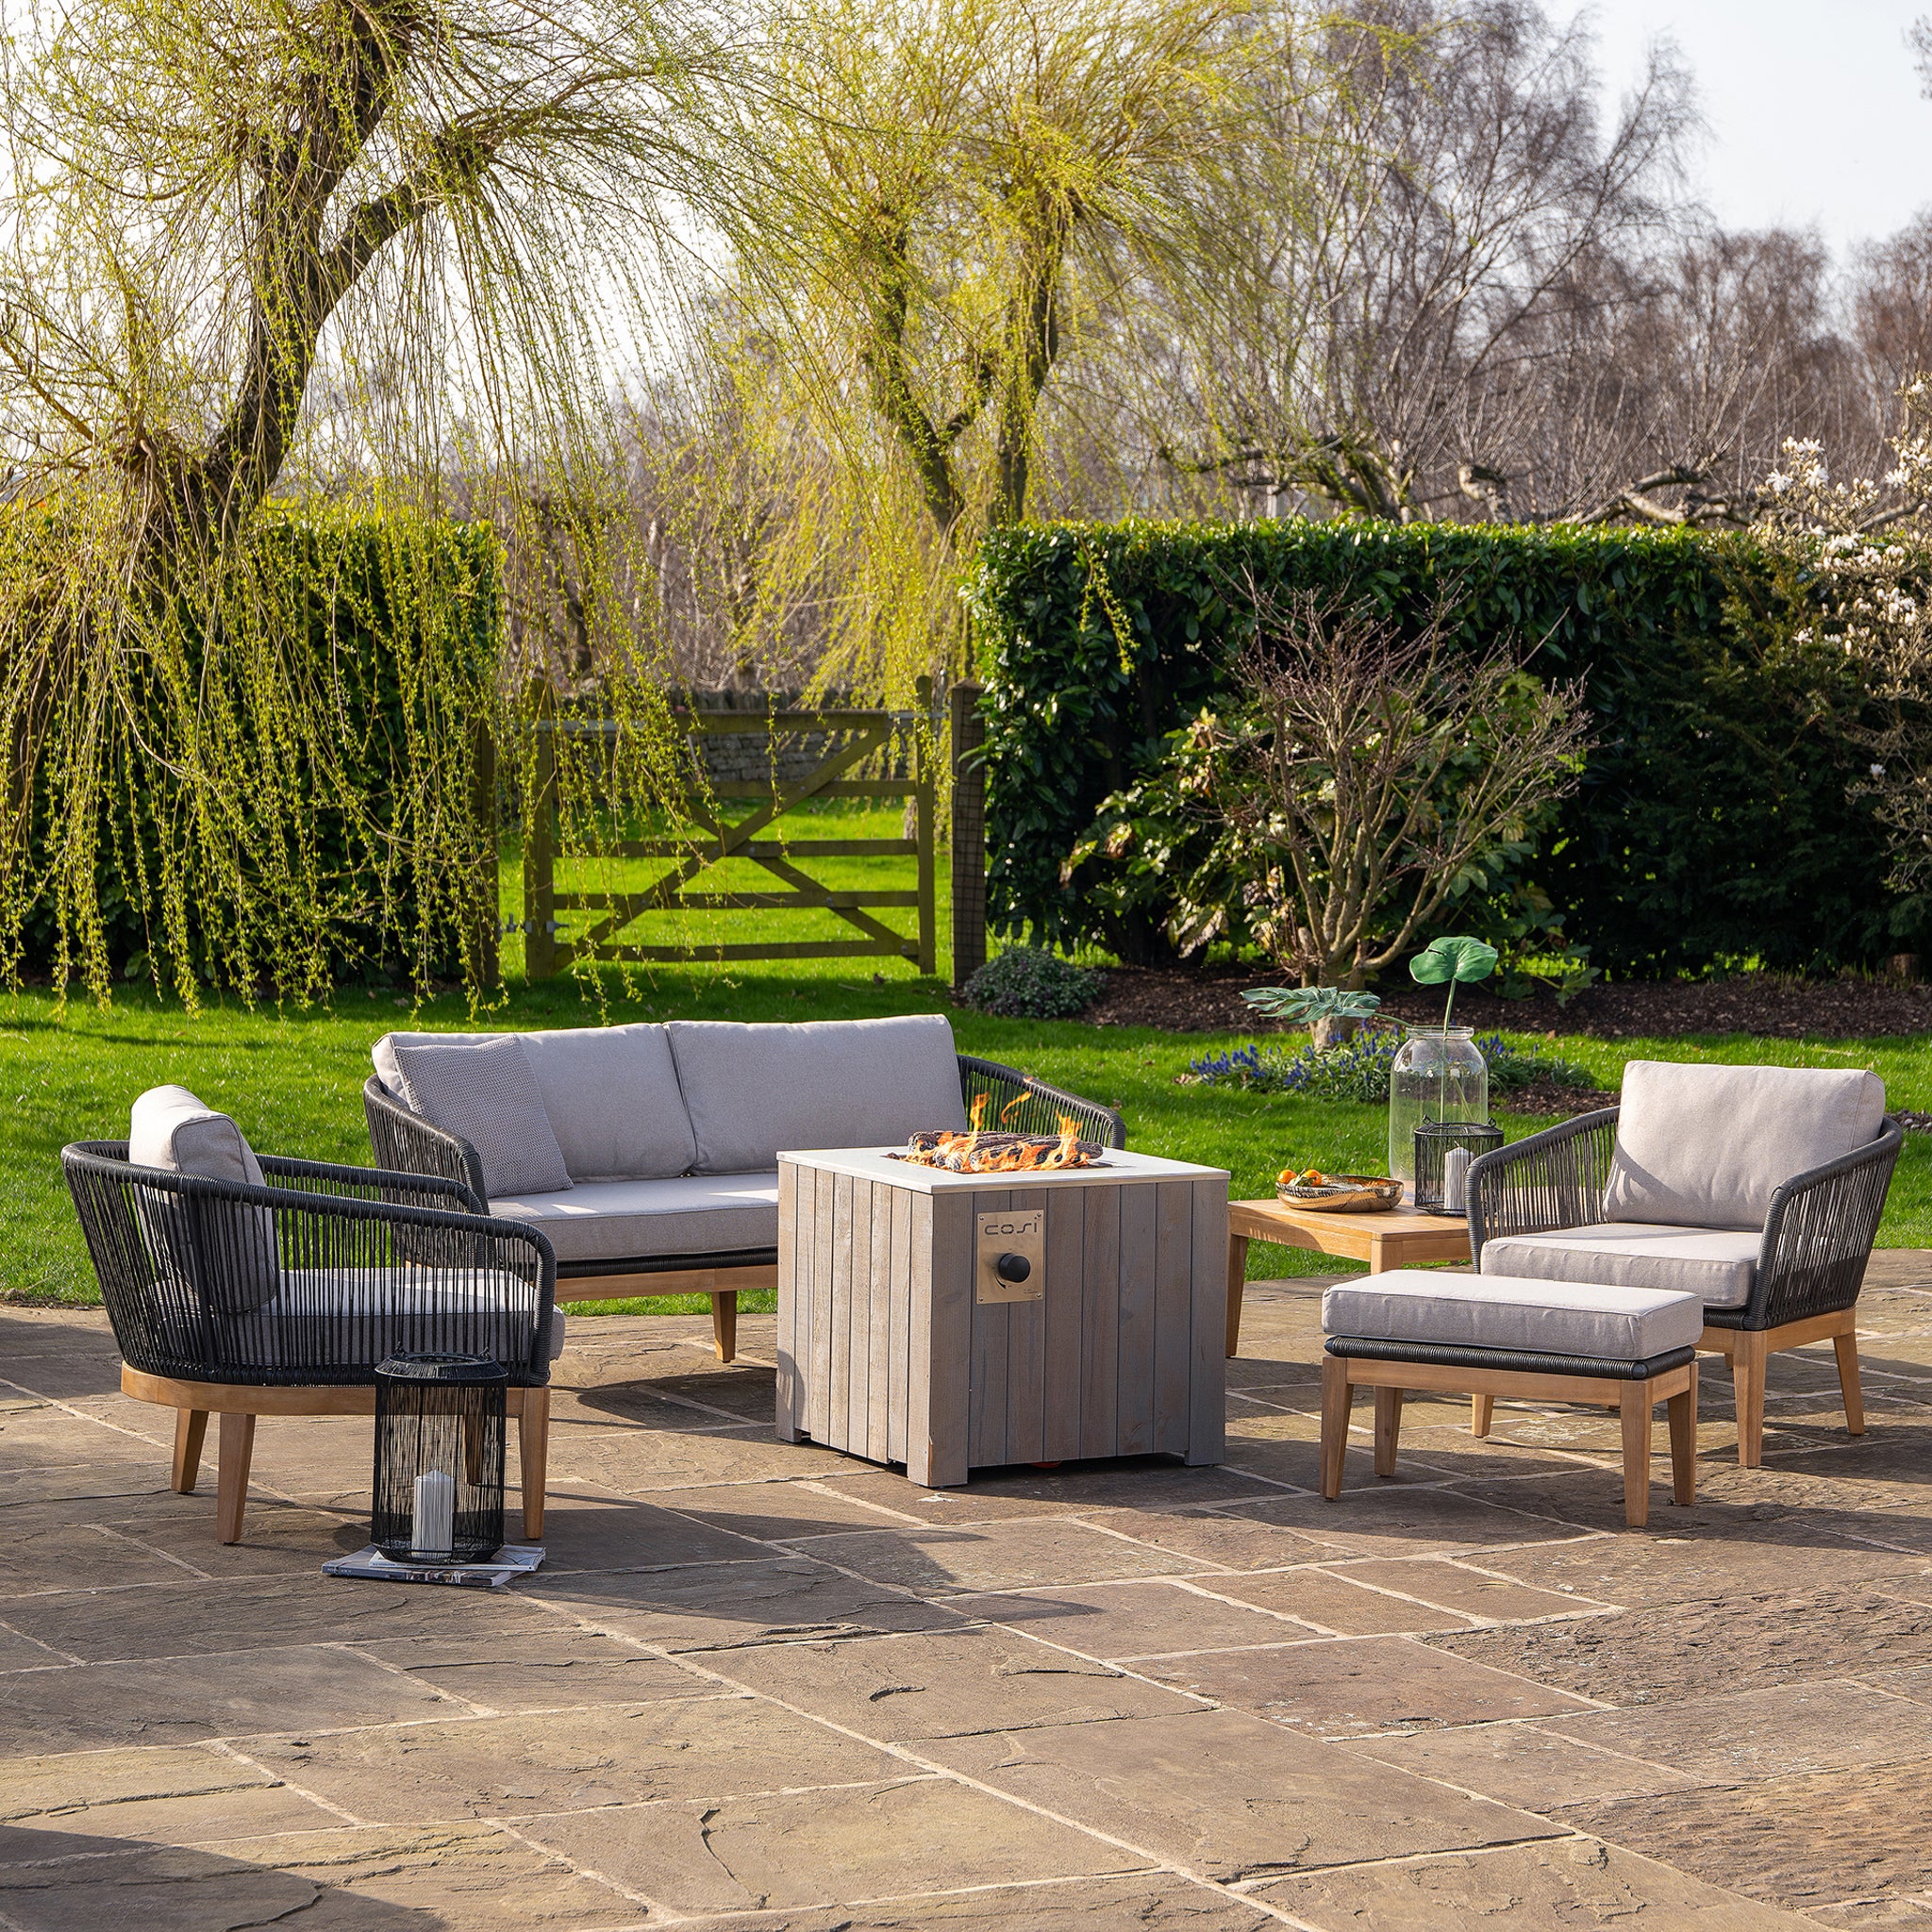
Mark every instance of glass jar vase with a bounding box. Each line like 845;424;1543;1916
1387;1026;1490;1190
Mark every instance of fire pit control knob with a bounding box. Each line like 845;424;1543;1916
995;1252;1032;1286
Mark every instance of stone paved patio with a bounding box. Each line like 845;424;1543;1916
4;1258;1932;1929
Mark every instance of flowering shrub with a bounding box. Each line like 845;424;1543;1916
1758;384;1932;884
961;946;1105;1020
1184;1029;1591;1102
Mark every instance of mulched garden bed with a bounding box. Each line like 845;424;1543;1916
1086;961;1932;1041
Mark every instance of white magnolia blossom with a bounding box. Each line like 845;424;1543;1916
1755;379;1932;879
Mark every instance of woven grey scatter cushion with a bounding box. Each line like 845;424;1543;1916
666;1015;969;1173
128;1085;279;1311
375;1025;698;1181
388;1037;573;1199
1605;1059;1888;1230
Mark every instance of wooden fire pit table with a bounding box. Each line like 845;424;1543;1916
1225;1195;1472;1357
775;1145;1229;1488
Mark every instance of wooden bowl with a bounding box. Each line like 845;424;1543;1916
1275;1174;1404;1213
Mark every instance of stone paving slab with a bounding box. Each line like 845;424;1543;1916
922;1707;1565;1880
2;1282;1932;1926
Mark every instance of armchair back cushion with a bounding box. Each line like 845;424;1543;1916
387;1037;573;1199
128;1085;279;1310
667;1015;969;1173
376;1024;699;1182
1604;1060;1888;1230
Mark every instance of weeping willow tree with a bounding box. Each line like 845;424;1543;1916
0;0;754;1002
706;0;1288;697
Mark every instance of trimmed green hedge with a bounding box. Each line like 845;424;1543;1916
966;519;1928;976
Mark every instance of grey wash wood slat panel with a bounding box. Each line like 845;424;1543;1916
905;1188;937;1484
828;1173;855;1449
1188;1176;1228;1464
867;1179;894;1463
1152;1180;1193;1457
845;1174;874;1457
924;1191;974;1487
888;1185;914;1466
1078;1185;1121;1459
774;1161;800;1441
809;1165;836;1443
1115;1183;1158;1456
968;1188;1012;1468
1002;1186;1049;1464
1041;1185;1086;1461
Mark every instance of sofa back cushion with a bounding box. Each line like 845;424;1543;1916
375;1024;699;1182
387;1036;573;1198
128;1085;280;1310
1604;1059;1888;1229
666;1015;968;1173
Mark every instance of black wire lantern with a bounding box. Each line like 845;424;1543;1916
1413;1121;1505;1217
373;1354;508;1564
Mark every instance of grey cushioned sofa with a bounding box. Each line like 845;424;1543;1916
365;1014;1124;1360
1468;1058;1904;1466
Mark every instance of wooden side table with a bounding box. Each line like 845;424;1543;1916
1225;1197;1472;1357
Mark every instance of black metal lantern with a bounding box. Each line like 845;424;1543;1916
373;1354;508;1564
1413;1120;1505;1217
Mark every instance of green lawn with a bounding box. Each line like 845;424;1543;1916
7;953;1931;1307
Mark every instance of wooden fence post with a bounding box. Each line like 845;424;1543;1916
468;718;500;988
524;677;558;980
915;675;937;976
949;679;987;992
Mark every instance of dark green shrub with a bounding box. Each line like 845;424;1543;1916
966;519;1928;977
962;945;1105;1019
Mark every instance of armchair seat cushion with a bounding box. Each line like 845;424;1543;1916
169;1269;565;1372
1481;1222;1758;1310
1324;1270;1704;1360
490;1172;781;1267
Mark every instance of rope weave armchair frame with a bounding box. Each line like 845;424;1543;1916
62;1141;558;1542
364;1053;1125;1364
1466;1108;1905;1464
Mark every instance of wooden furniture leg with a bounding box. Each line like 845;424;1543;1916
1833;1327;1865;1436
216;1412;256;1544
1471;1393;1494;1439
712;1291;739;1363
1618;1386;1654;1528
1224;1233;1249;1358
1733;1330;1768;1468
1668;1364;1697;1507
1319;1355;1352;1499
172;1407;208;1493
519;1386;550;1540
1373;1385;1403;1477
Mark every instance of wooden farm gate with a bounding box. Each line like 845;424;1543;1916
522;683;937;975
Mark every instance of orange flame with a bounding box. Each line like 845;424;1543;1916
900;1112;1098;1174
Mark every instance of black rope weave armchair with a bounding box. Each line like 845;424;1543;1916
1466;1099;1904;1466
62;1141;558;1543
365;1051;1124;1363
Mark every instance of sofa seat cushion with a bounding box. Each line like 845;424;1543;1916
1482;1223;1758;1310
171;1270;564;1372
1323;1269;1705;1362
376;1024;699;1182
388;1036;572;1199
1605;1059;1887;1229
490;1173;781;1266
666;1015;968;1174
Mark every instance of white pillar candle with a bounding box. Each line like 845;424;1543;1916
412;1469;456;1558
1443;1145;1471;1213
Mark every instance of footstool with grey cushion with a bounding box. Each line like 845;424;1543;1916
1319;1271;1704;1527
1467;1060;1904;1467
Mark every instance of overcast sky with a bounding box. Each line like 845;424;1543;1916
1557;0;1932;258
